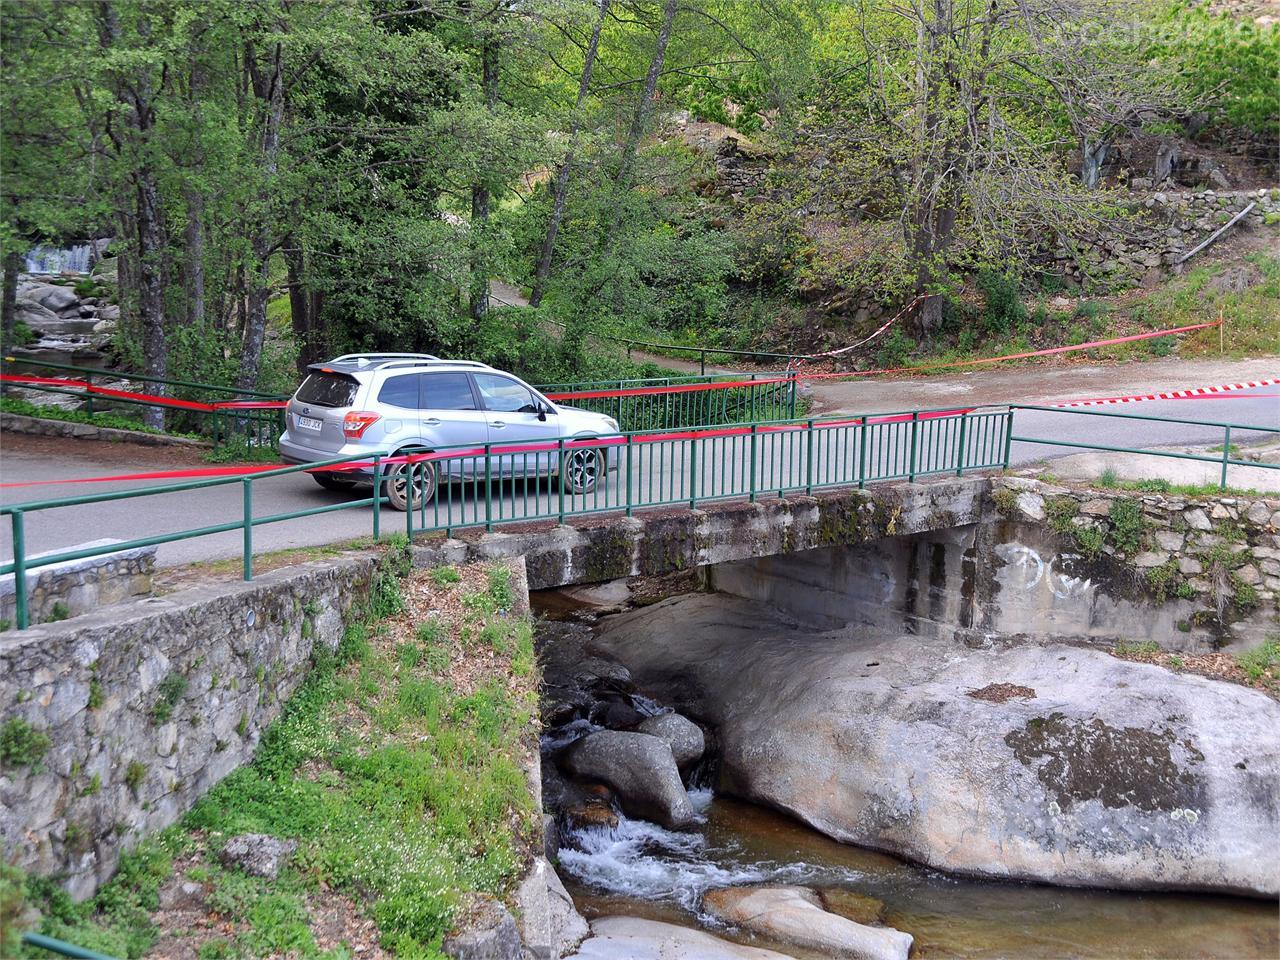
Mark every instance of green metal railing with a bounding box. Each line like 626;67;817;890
1008;405;1280;490
1;406;1007;629
1;355;287;451
21;932;119;960
539;371;798;430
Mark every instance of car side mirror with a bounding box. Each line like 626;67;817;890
537;402;550;422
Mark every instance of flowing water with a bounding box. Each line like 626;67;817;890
557;796;1278;959
536;592;1279;960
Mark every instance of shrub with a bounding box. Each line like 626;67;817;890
1108;499;1146;555
0;718;51;769
976;269;1027;336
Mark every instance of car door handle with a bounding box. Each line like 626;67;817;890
424;418;440;426
491;421;506;429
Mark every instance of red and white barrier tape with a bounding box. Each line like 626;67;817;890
1051;377;1279;408
788;295;927;370
0;373;287;412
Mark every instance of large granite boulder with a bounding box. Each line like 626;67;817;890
567;917;794;959
594;594;1280;896
637;713;705;768
560;731;698;830
701;886;911;960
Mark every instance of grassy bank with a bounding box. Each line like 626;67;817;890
2;552;540;959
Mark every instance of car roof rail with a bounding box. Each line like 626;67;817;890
328;352;440;366
376;359;495;371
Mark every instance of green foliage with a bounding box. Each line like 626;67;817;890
151;673;189;725
1236;638;1280;683
1145;561;1180;603
1108;499;1146;555
125;761;147;792
430;566;461;587
1;863;29;958
977;270;1027;336
0;397;194;438
1075;525;1106;560
0;718;50;769
1113;639;1161;658
46;601;70;623
1046;497;1079;535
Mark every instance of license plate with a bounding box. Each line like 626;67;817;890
297;416;323;432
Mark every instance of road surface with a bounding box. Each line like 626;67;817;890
1;364;1275;570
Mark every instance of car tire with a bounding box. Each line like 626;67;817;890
560;445;603;495
312;472;358;492
384;456;436;512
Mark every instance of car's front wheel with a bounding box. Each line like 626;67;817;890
560;445;603;494
384;457;437;511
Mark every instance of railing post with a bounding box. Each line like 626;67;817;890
84;371;94;418
406;459;415;541
858;416;868;489
689;433;699;510
805;419;815;495
557;438;566;524
1002;408;1015;470
625;435;634;517
908;411;919;482
242;478;253;581
372;456;382;541
12;511;27;629
484;443;493;531
787;372;797;420
956;412;969;477
1220;425;1231;491
699;351;706;376
749;424;758;502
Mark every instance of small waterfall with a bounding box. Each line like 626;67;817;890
24;241;105;275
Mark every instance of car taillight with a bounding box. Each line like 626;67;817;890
342;411;381;439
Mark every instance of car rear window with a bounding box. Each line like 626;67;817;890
377;374;421;409
296;371;360;408
423;373;477;410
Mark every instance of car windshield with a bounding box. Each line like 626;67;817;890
296;372;359;408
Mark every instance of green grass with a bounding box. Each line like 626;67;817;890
1140;252;1280;359
7;559;538;958
1236;638;1280;683
1094;474;1268;498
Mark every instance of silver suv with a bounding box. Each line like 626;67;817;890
279;353;619;509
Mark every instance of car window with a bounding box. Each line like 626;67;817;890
474;373;538;413
422;372;477;411
296;371;359;408
377;374;421;409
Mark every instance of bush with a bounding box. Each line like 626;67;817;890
976;269;1027;336
0;718;50;769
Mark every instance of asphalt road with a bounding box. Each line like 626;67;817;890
1;370;1275;570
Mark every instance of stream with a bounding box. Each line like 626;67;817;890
534;587;1279;960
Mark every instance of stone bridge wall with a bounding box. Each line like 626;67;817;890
709;477;1279;651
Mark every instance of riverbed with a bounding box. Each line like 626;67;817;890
536;589;1280;960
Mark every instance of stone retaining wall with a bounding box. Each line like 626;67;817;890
0;540;157;628
2;412;209;447
0;551;377;899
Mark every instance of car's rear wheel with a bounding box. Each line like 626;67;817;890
561;446;603;494
384;457;436;511
312;472;357;492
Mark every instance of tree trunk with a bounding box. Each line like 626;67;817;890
284;238;319;372
603;0;678;252
1;249;20;342
238;38;285;391
1081;138;1110;189
183;187;206;329
469;27;500;322
530;0;609;308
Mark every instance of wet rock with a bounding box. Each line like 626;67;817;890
561;731;698;830
589;698;644;730
594;594;1280;896
701;886;911;960
514;857;589;960
563;795;620;831
573;657;632;688
637;713;705;768
218;833;298;879
817;889;886;925
442;895;521;960
566;916;794;959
